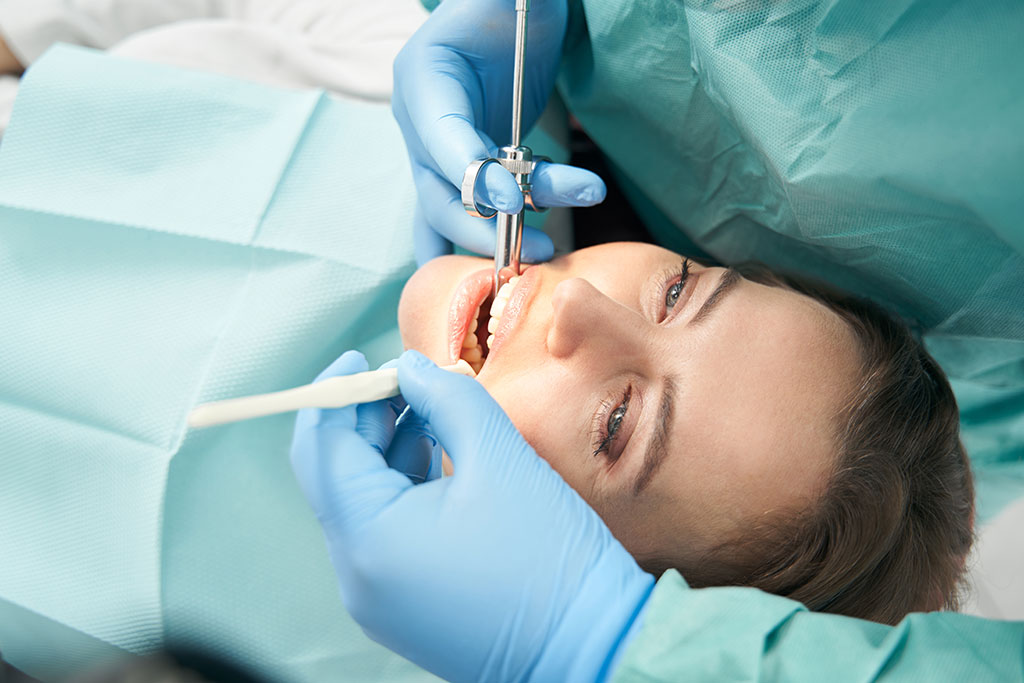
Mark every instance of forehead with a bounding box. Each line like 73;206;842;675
655;275;860;536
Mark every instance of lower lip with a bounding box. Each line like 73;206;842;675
447;269;493;363
487;266;537;362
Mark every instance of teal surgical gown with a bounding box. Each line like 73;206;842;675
616;571;1023;681
551;0;1024;679
556;0;1024;502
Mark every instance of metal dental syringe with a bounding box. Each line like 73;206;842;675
460;0;547;297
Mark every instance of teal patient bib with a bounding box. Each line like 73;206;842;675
0;46;438;682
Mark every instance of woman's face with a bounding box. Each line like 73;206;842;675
399;243;860;568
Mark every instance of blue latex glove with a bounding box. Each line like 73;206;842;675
392;0;607;264
290;350;654;682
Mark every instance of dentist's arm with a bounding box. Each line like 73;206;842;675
289;350;654;682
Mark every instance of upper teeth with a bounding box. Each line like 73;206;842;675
486;276;520;350
458;275;521;374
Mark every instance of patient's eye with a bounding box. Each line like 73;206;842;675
666;281;683;310
607;403;627;436
593;386;631;460
664;258;690;315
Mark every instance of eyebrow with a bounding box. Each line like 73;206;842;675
632;267;742;495
633;376;674;495
691;267;741;326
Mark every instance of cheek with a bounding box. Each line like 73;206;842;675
398;272;436;349
483;372;670;560
396;291;423;345
482;376;589;490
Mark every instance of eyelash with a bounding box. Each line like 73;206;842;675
662;258;690;321
592;386;631;459
591;258;691;460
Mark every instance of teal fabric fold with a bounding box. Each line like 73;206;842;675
614;570;1024;683
558;0;1024;518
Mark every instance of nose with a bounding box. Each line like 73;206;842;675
546;278;649;363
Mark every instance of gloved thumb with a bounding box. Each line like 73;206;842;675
397;350;534;478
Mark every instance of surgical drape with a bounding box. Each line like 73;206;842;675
547;0;1024;678
0;45;439;682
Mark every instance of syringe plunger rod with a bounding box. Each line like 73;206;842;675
510;0;529;147
495;0;531;294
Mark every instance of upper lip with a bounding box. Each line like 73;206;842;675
446;266;539;368
485;266;538;367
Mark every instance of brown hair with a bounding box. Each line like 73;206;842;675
683;265;974;625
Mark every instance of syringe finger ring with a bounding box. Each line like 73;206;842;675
461;158;500;219
523;156;551;212
523;189;547;213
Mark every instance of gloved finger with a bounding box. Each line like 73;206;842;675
355;359;403;456
475;160;524;216
424;449;444;481
454;134;528;218
398;48;522;214
294;350;369;434
385;408;439;483
355;401;399;457
519;224;557;264
529;163;607;209
415;165;555;261
317;349;369;382
291;352;414;532
397;350;532;478
478;130;501;157
291;421;414;534
292;352;401;515
415;162;495;257
414;202;453;265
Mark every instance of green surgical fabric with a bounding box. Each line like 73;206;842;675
614;570;1024;682
552;2;1024;677
557;0;1024;518
0;45;440;682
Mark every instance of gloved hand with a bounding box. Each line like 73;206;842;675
290;350;654;683
392;0;607;264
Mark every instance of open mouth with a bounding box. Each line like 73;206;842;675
457;275;521;374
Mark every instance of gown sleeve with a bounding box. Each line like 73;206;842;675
612;570;1024;682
